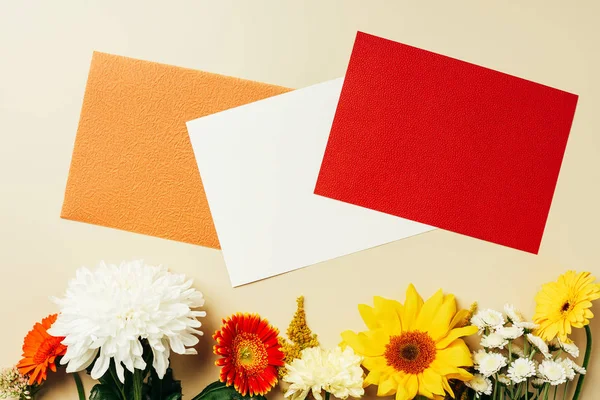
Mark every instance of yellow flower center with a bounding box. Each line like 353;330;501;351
384;331;436;375
233;332;268;374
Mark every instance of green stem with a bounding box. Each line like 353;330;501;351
108;366;127;400
73;372;86;400
553;385;558;400
562;381;569;400
133;368;144;400
572;325;592;400
525;378;529;400
493;375;498;400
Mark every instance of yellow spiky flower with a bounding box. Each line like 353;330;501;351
278;296;319;378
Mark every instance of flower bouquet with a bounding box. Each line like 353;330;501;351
465;271;599;400
2;262;598;400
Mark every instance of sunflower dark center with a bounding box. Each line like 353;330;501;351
561;301;571;313
400;344;420;361
384;331;436;374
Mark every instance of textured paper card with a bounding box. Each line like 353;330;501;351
62;52;290;248
315;32;578;254
187;78;433;286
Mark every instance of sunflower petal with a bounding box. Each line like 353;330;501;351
341;330;386;357
435;339;473;368
415;290;445;332
435;325;478;349
378;375;398;396
359;304;380;330
403;284;424;330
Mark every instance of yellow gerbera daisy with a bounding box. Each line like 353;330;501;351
341;285;478;400
533;271;600;342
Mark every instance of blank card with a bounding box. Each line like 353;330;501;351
62;52;290;248
187;78;433;286
315;32;578;254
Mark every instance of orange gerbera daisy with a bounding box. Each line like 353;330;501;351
213;313;285;396
17;314;67;385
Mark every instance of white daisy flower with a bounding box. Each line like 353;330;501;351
538;360;567;386
49;260;206;382
481;332;508;349
465;374;492;396
507;358;536;383
497;374;511;385
558;358;576;381
514;321;539;330
496;326;524;340
471;309;505;332
526;334;551;359
504;304;524;323
283;346;364;400
531;378;545;389
510;344;525;358
558;339;580;358
476;352;507;377
472;349;488;366
569;359;586;375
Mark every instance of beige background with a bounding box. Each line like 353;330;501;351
1;1;599;399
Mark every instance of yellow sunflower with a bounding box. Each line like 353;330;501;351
341;285;477;400
533;270;600;342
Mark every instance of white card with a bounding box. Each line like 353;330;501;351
187;78;434;286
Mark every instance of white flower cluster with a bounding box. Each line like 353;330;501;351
49;260;206;382
283;346;364;400
467;305;586;397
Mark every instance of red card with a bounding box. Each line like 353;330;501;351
315;32;578;254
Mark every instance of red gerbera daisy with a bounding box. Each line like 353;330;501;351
213;313;285;396
17;314;67;385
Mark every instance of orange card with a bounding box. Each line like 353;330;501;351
62;52;291;248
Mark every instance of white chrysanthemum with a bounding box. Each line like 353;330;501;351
476;352;507;377
558;339;580;358
507;358;536;383
471;309;505;332
49;260;206;382
472;349;488;366
481;332;508;349
497;374;511;386
496;326;524;340
504;304;524;323
558;358;576;381
465;374;492;395
538;360;567;386
283;346;364;400
526;334;551;359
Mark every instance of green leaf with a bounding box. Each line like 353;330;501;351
89;384;122;400
144;367;182;400
191;381;267;400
